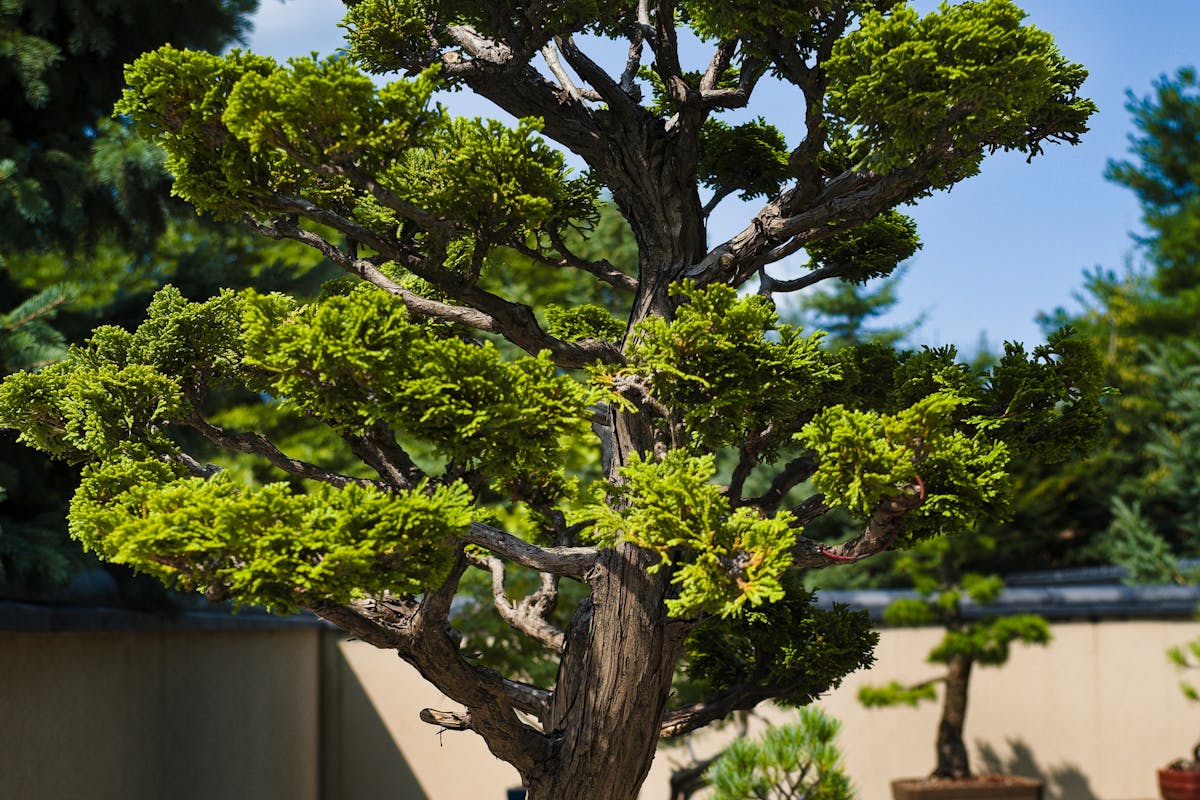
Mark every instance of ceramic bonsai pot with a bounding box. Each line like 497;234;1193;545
891;776;1043;800
1160;767;1200;800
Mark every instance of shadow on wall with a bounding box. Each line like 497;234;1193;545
324;644;430;800
977;739;1098;800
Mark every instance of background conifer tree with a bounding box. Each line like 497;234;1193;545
0;0;339;592
1025;67;1200;577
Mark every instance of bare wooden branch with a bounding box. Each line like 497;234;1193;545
182;411;389;490
307;601;412;650
463;521;599;578
541;41;602;102
701;186;736;218
503;678;552;721
422;546;471;625
245;215;622;369
341;421;425;490
788;494;830;527
420;707;472;731
555;35;636;110
467;552;566;652
689;144;955;290
508;238;638;293
660;684;780;739
757;261;846;296
172;450;221;479
618;26;646;97
650;0;689;109
700;55;765;111
447;24;514;63
744;455;817;514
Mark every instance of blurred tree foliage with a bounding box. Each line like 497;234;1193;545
0;0;339;593
1023;67;1200;578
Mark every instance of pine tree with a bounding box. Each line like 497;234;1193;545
0;2;1105;796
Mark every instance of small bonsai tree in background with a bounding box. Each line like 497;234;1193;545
703;707;854;800
858;531;1051;779
1166;636;1200;770
0;1;1105;797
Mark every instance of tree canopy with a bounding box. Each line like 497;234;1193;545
0;1;1103;797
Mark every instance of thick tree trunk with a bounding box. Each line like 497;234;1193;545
934;653;973;779
522;542;688;800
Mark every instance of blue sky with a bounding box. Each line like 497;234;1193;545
244;0;1200;352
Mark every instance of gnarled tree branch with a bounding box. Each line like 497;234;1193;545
467;551;566;652
462;521;599;578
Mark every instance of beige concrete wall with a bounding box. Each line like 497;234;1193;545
4;618;1197;800
336;620;1200;800
0;629;320;800
640;619;1200;800
329;637;523;800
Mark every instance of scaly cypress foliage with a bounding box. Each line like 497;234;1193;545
1;2;1103;797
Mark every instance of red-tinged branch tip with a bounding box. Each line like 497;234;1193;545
816;546;859;563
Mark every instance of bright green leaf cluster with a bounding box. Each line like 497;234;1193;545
70;454;469;612
929;613;1050;665
0;286;245;463
1168;637;1200;704
0;356;185;462
699;118;791;202
243;285;598;498
543;303;625;343
620;282;837;454
805;210;921;284
342;0;627;74
389;116;600;241
706;706;854;800
576;451;796;617
116;46;597;244
826;0;1094;186
857;680;938;708
681;0;894;53
796;327;1104;541
798;389;1009;540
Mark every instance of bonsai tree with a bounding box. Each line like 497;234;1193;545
858;530;1051;779
1166;636;1200;770
0;1;1105;797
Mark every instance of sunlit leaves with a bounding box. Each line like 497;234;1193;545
705;707;854;800
70;456;470;612
576;451;796;617
117;46;598;244
243;285;599;498
826;0;1094;187
619;283;837;455
804;211;920;284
